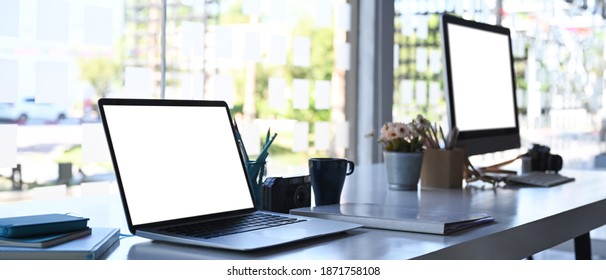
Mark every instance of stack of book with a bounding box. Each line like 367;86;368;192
0;214;120;259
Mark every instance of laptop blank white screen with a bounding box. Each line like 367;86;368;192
102;104;254;226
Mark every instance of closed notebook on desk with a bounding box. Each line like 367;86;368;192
0;228;91;248
0;213;89;238
291;203;494;235
0;227;119;260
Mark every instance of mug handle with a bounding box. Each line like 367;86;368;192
346;160;355;175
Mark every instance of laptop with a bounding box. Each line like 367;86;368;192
98;98;360;251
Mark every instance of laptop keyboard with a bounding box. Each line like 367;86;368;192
159;212;306;239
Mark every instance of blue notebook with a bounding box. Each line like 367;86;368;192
0;227;120;260
0;214;89;238
0;228;92;248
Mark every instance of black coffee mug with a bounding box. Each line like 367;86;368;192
309;158;355;206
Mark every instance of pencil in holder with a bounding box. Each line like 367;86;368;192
420;148;464;189
246;160;266;208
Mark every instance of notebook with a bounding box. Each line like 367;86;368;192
0;227;119;260
0;228;91;248
0;213;89;238
98;98;360;251
506;172;575;187
291;203;494;235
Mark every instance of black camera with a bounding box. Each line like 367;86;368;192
260;176;311;213
526;144;563;172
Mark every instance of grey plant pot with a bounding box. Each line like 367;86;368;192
384;151;423;191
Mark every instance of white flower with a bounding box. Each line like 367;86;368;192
378;115;432;152
380;122;418;142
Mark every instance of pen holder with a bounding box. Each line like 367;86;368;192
420;148;464;189
246;160;266;208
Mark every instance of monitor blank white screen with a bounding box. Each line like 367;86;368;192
447;23;516;132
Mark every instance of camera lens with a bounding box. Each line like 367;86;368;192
293;185;310;208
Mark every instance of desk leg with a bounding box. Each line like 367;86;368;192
574;233;592;260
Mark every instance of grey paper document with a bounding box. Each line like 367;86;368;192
291;203;494;235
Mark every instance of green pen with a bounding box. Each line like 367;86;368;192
233;120;250;163
265;128;270;148
256;133;277;164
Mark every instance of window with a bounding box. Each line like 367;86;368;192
0;0;128;196
393;0;605;170
163;0;352;174
0;0;353;198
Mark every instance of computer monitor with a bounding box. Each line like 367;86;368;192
440;14;521;156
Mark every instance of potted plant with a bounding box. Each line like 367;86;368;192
379;115;433;190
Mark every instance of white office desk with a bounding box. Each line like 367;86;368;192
1;164;605;260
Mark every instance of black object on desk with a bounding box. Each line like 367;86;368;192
261;176;311;213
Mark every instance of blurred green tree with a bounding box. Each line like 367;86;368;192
78;57;121;100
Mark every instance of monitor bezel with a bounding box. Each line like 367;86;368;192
440;14;521;156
